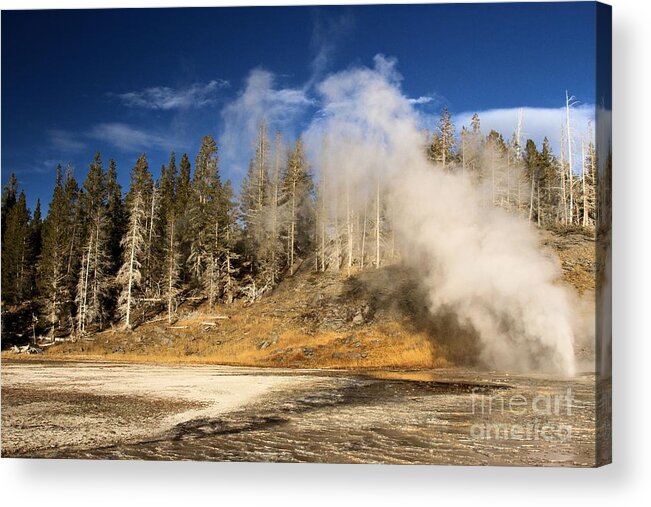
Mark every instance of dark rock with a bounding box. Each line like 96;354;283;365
303;347;315;357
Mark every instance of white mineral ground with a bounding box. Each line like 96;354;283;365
1;362;325;456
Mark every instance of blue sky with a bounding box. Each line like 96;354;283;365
1;3;598;211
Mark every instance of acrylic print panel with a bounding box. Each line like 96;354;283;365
0;2;611;466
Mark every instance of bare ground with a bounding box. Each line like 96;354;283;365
1;361;605;466
1;361;322;457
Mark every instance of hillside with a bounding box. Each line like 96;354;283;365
2;229;596;370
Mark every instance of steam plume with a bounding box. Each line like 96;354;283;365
305;56;577;376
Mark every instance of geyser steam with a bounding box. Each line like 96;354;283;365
305;56;577;376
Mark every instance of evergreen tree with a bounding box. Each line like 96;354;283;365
283;138;314;275
471;112;481;134
219;180;241;303
175;153;192;283
240;120;280;284
38;166;74;335
581;139;597;228
160;153;180;322
189;135;223;304
124;154;155;295
62;166;82;320
1;173;18;241
429;106;457;170
2;190;33;304
75;153;112;334
117;156;152;330
29;199;43;297
117;190;147;330
264;131;288;284
106;159;125;275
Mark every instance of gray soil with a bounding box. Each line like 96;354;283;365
1;361;604;466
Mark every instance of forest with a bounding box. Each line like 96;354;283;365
1;103;609;343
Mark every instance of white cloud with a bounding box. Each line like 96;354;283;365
87;123;168;152
116;79;229;110
408;95;440;106
454;105;596;171
47;129;86;153
220;69;315;175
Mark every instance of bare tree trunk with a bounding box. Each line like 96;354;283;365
582;139;587;227
289;181;296;276
529;175;535;222
560;128;568;225
272;138;281;282
566;91;574;225
346;183;353;275
360;199;367;269
333;190;341;271
375;174;381;269
506;151;511;210
537;182;541;228
491;149;496;205
92;220;101;329
125;224;138;330
461;134;466;176
167;220;175;323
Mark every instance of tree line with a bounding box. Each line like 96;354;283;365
2;108;606;338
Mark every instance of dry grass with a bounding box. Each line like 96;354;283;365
9;315;444;370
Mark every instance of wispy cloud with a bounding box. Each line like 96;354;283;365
115;79;229;110
47;128;87;153
407;93;445;107
220;69;315;173
408;96;434;105
87;123;169;152
307;11;354;88
19;158;68;175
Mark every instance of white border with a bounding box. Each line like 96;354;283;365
1;1;649;505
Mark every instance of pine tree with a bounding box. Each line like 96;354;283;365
189;135;223;304
75;153;112;335
429;106;457;170
254;120;270;211
124;154;155;295
38;166;73;335
117;190;147;330
485;130;507;206
106;159;125;274
263;131;287;283
242;122;284;285
581;133;597;229
175;153;192;284
31;199;42;260
161;215;181;322
1;173;18;241
2;190;33;304
471;113;481;134
116;155;153;329
59;166;84;329
219;180;241;304
160;153;180;322
283;138;314;275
